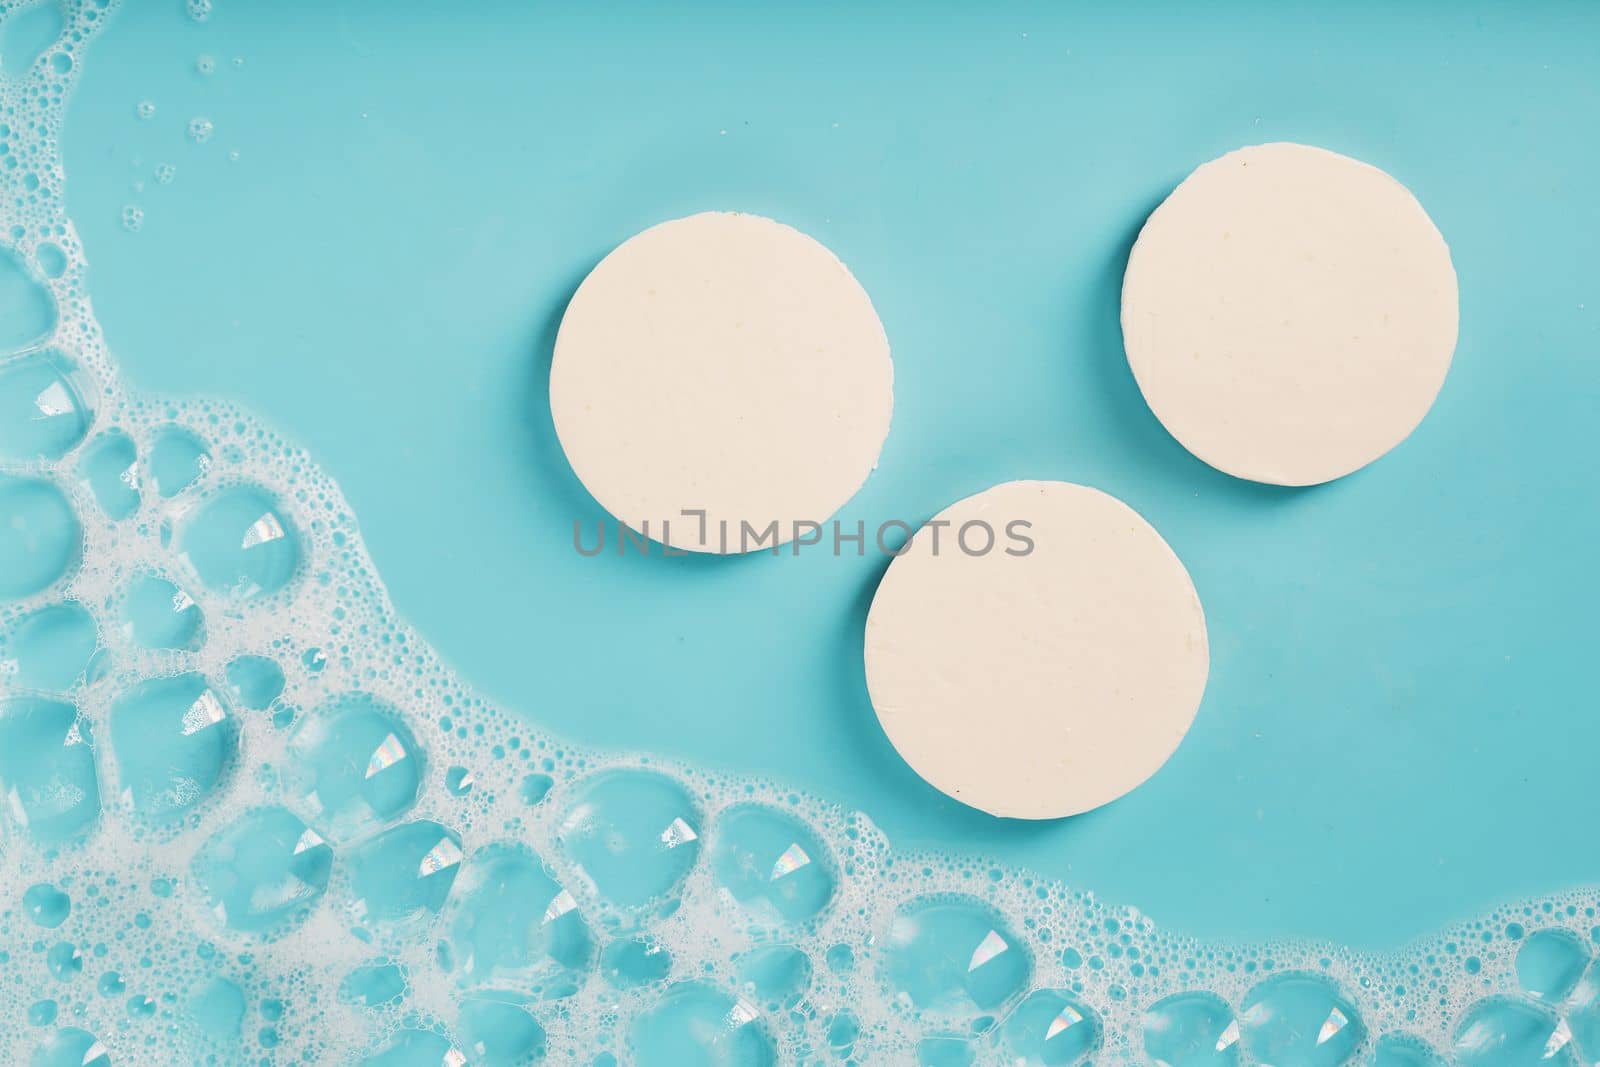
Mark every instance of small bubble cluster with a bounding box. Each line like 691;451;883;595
2;3;1596;1065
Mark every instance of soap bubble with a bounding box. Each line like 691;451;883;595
345;820;464;931
192;807;333;934
0;352;89;462
630;981;774;1067
1453;994;1574;1067
878;895;1032;1021
177;484;302;599
0;695;100;844
109;673;235;822
709;803;836;925
559;769;702;912
77;430;140;519
285;693;424;841
2;601;98;690
1143;990;1241;1067
1238;971;1365;1067
1003;989;1103;1065
444;843;593;996
1515;927;1590;1001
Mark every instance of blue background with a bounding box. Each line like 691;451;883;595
63;0;1599;950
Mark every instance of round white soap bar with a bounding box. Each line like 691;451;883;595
1121;142;1458;486
551;212;893;553
864;481;1209;820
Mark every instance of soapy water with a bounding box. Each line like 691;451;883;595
1;4;1599;1065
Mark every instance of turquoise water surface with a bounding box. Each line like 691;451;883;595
65;0;1600;947
3;1;1600;1063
